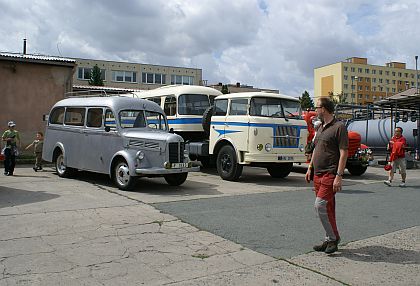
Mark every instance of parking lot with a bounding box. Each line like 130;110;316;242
1;165;419;285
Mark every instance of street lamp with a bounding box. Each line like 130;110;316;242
351;76;358;104
416;55;418;92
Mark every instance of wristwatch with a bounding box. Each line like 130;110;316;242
336;172;344;177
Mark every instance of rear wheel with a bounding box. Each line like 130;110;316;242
347;165;367;176
164;172;188;186
267;163;293;178
216;145;243;181
113;160;136;190
55;152;76;178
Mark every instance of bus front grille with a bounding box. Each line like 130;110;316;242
169;142;185;163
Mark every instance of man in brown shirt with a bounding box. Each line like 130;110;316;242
305;97;348;254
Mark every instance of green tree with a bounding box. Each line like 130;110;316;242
89;65;104;86
221;84;230;94
329;91;347;104
299;90;314;110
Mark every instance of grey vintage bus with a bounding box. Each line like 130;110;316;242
42;96;198;190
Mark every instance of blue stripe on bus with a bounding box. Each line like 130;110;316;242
167;118;203;124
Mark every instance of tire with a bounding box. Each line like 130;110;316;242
55;152;76;178
164;172;188;186
202;106;214;136
216;145;243;181
199;156;214;169
347;165;367;176
113;160;137;191
267;163;293;178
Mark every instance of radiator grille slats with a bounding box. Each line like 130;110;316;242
169;142;184;163
274;126;299;147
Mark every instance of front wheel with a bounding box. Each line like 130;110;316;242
164;172;188;186
267;163;293;178
113;160;137;191
347;165;367;176
55;152;76;178
216;145;243;181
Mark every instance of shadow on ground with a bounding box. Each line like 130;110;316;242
332;245;420;264
73;171;222;196
0;186;59;208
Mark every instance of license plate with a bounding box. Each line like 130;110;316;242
171;162;189;168
278;156;294;161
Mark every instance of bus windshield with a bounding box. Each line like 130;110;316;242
178;94;211;115
119;110;167;130
250;97;301;119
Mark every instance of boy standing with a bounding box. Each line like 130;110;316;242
25;132;44;171
384;127;407;187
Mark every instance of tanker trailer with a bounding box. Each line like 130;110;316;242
347;119;416;149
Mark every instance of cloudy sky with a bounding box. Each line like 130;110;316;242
1;0;419;97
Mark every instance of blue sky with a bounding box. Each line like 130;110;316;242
0;0;419;97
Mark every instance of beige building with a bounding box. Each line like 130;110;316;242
209;82;279;94
314;57;419;105
0;52;75;148
73;58;202;90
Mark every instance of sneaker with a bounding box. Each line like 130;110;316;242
4;172;8;176
399;182;406;187
33;167;38;172
325;241;339;254
313;241;328;252
37;166;43;171
384;180;392;186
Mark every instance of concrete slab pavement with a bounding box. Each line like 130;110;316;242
0;167;419;285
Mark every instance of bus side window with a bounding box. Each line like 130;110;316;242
87;108;103;128
104;109;117;129
164;96;176;116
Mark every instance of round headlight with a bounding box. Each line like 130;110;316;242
164;161;171;169
257;144;263;151
136;151;145;160
265;143;272;152
184;149;189;158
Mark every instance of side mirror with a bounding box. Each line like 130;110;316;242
105;126;111;132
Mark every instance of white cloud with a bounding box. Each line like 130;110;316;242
0;0;419;97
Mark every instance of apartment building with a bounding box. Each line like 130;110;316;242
73;58;203;90
314;57;420;105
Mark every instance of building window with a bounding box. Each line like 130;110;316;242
366;86;369;91
358;77;362;82
398;72;402;77
372;70;376;74
392;80;396;84
358;68;362;73
351;67;355;72
379;78;383;83
392;71;396;76
358;86;363;91
171;75;194;85
386;79;390;84
379;70;383;75
412;81;415;87
142;73;166;84
351;93;355;98
358;94;363;99
379;87;383;91
344;75;348;80
386;71;389;75
373;87;376;91
404;73;408;77
344;67;348;71
411;74;415;78
398;80;402;85
112;71;137;83
372;78;376;83
77;67;106;81
392;88;396;92
365;95;369;100
365;69;369;73
366;78;370;82
344;84;348;89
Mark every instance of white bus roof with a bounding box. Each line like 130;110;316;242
215;92;299;101
132;85;222;98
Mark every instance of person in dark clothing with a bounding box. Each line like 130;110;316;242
305;98;348;254
2;121;21;176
